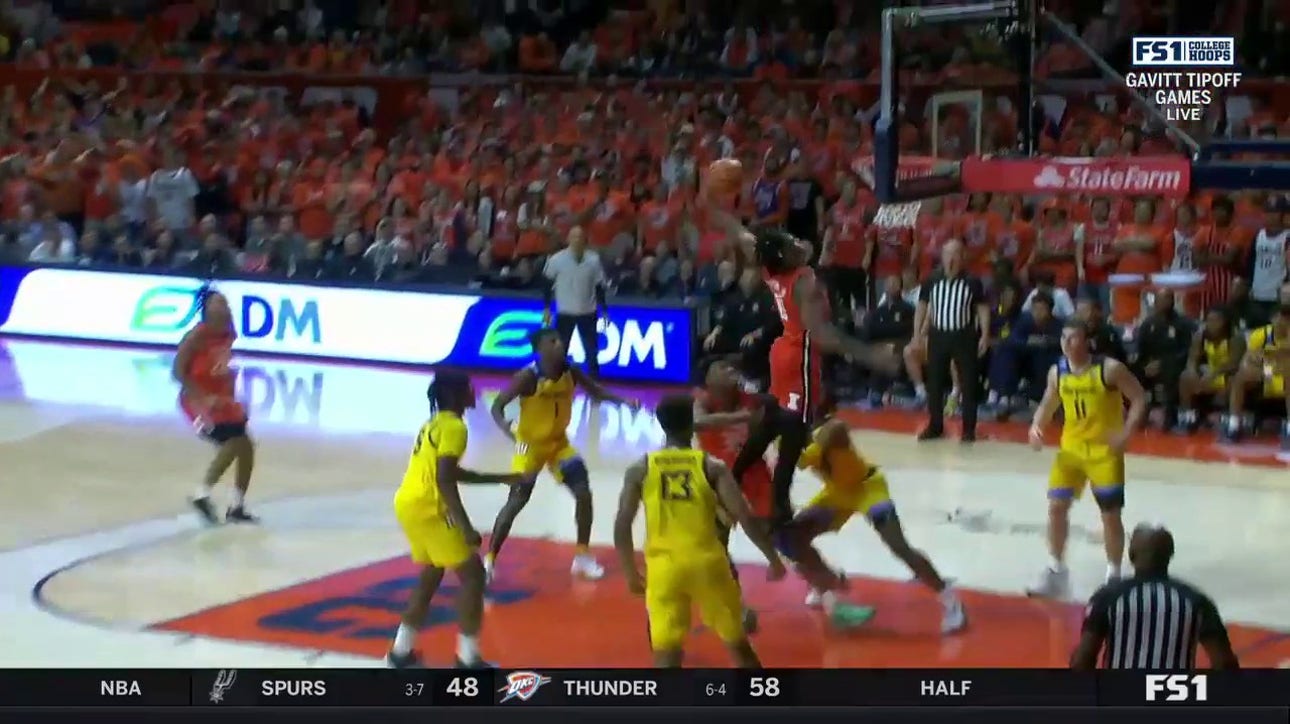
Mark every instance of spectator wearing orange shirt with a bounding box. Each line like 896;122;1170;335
292;162;333;242
636;182;682;258
1110;199;1170;325
989;195;1034;279
820;177;869;316
956;193;998;279
1074;197;1120;310
911;197;955;282
1197;196;1253;311
1027;203;1078;293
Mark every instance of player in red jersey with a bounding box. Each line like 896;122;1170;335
693;358;775;633
704;197;898;534
173;290;258;524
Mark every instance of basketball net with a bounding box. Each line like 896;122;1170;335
872;200;923;230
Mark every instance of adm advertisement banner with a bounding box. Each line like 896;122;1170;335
0;267;693;384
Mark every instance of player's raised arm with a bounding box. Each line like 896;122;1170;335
614;456;648;594
571;366;639;408
705;455;785;580
1029;365;1062;448
793;271;898;374
490;367;537;442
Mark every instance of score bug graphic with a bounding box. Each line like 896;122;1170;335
499;671;552;703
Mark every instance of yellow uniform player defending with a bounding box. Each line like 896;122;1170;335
1029;321;1147;599
785;419;965;634
615;394;786;667
387;370;519;669
1225;304;1290;447
489;327;639;583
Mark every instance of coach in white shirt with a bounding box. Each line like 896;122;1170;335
543;226;607;378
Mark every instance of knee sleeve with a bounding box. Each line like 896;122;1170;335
560;457;590;496
1093;486;1124;512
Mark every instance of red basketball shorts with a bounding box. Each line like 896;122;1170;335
769;339;822;423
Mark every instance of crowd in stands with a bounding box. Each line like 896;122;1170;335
1;0;1289;443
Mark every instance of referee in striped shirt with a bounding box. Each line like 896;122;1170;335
1072;524;1239;670
914;240;989;442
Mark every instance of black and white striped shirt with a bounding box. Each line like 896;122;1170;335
1082;575;1228;670
917;271;984;332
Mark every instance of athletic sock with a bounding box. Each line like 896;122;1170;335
392;623;417;656
231;488;245;507
456;633;479;662
574;545;589;558
194;486;211;500
1049;556;1066;572
1106;562;1122;579
938;586;959;606
915;384;927;398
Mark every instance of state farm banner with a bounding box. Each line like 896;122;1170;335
960;156;1192;198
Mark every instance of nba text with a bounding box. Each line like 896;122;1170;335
1145;674;1208;702
100;680;142;697
921;679;972;697
564;679;658;698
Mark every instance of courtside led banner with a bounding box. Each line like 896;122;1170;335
960;156;1192;198
0;267;693;384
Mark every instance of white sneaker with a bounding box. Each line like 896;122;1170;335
804;589;824;608
570;555;605;580
483;556;496;586
1026;566;1070;599
941;595;967;634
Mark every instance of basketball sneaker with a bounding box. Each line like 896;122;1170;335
570;554;605;580
190;497;219;525
226;506;259;524
1026;566;1070;599
386;650;422;669
940;591;967;634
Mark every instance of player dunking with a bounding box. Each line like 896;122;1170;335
387;370;519;668
705;201;898;530
615;394;787;667
488;328;640;583
787;419;966;632
173;289;257;524
1028;321;1148;598
693;358;776;631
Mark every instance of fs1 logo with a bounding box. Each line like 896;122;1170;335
1132;37;1234;67
131;286;322;343
479;310;670;370
1145;674;1208;702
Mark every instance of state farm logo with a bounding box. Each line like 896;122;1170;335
1031;163;1185;193
1034;166;1066;189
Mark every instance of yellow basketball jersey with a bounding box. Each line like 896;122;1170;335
395;411;468;513
1057;358;1123;447
798;437;875;496
1248;324;1279;354
642;448;723;557
1203;336;1231;371
516;362;575;445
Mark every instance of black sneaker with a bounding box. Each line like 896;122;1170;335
226;506;259;524
191;497;220;525
959;431;976;444
386;649;423;668
916;427;944;441
454;657;496;669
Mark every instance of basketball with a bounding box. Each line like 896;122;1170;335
707;159;743;195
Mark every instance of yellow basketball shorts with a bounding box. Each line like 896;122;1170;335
511;437;582;483
644;550;745;651
802;471;895;530
1048;442;1125;507
394;500;474;569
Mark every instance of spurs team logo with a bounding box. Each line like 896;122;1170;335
498;671;552;703
209;669;238;703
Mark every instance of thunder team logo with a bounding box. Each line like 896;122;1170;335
499;671;552;702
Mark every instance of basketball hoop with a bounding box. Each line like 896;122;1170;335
873;200;923;230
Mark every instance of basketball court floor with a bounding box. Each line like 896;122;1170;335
1;337;1288;669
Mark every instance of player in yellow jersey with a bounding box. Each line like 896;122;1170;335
1028;321;1147;599
488;328;640;583
615;394;786;667
784;419;966;633
387;370;521;669
1224;304;1290;448
1177;307;1244;433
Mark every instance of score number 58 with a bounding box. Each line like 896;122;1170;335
749;677;781;697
